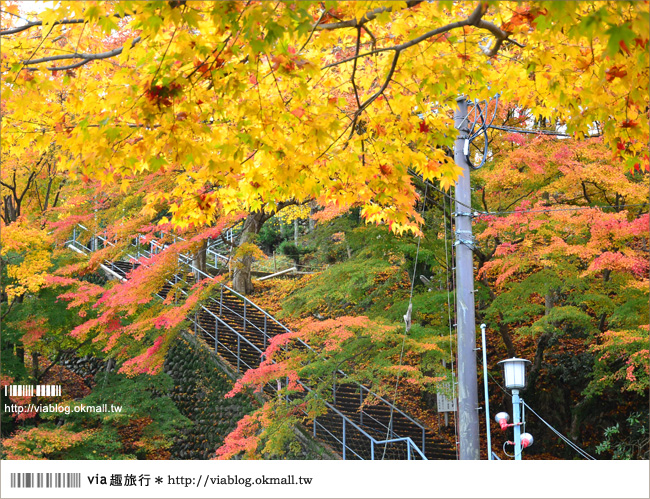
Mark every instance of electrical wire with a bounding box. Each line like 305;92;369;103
464;94;500;170
488;124;573;137
481;203;647;217
409;170;647;221
382;181;429;459
410;170;647;218
522;401;597;460
487;370;596;460
443;189;460;458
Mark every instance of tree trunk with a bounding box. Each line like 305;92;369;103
308;201;316;231
31;351;40;382
498;316;516;358
232;202;298;295
294;218;299;243
530;289;558;378
193;239;207;281
232;211;268;295
3;195;17;223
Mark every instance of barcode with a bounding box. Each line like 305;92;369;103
10;473;81;488
3;385;62;396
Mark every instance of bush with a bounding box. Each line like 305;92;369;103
257;221;286;254
277;241;314;266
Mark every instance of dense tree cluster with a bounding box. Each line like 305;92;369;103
1;1;648;460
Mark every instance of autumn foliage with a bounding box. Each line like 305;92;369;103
1;1;648;462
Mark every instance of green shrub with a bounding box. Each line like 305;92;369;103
257;220;286;253
277;241;314;265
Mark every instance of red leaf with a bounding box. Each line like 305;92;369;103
605;65;627;82
379;164;393;176
619;40;631;56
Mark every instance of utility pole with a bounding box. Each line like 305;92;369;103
453;96;480;460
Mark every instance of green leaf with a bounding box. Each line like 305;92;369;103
149;156;168;171
145;14;164;34
97;16;119;33
605;24;636;58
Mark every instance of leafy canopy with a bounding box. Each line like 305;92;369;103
2;1;648;236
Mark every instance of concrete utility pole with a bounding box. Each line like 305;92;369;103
453;96;480;460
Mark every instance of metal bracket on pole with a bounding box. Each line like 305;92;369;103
454;95;480;460
453;239;475;250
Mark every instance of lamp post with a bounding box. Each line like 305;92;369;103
497;357;531;460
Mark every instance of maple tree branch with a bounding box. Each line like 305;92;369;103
1;296;18;321
0;13;129;36
346;49;399;137
475;18;523;56
350;27;362;108
33;179;44;212
322;3;519;70
220;232;236;249
267;58;289;109
0;179;15;191
500;187;537;212
481;186;489;213
42;175;55;212
0;9;30;23
581;181;593;204
23;36;142;71
314;1;423;30
1;17;86;36
361;25;377;49
37;339;92;383
299;8;328;53
322;6;480;68
51;180;65;209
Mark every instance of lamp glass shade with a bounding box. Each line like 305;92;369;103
498;358;531;390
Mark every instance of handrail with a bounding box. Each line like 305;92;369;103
219;286;429;452
221;284;428;434
156;280;428;459
207;296;270;339
75;226;430;436
374;437;427;460
256;267;298;281
177;281;423;459
67;224;433;460
222;285;293;334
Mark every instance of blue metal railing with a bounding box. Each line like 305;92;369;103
66;225;433;460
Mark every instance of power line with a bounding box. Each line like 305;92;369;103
383;181;429;459
443;190;460;458
412;169;646;218
483;203;648;216
409;169;477;213
488;124;573;137
486;370;596;460
522;401;597;460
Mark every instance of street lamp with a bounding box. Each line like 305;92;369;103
498;357;532;460
498;357;530;390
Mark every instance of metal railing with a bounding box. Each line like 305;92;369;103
66;225;433;460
